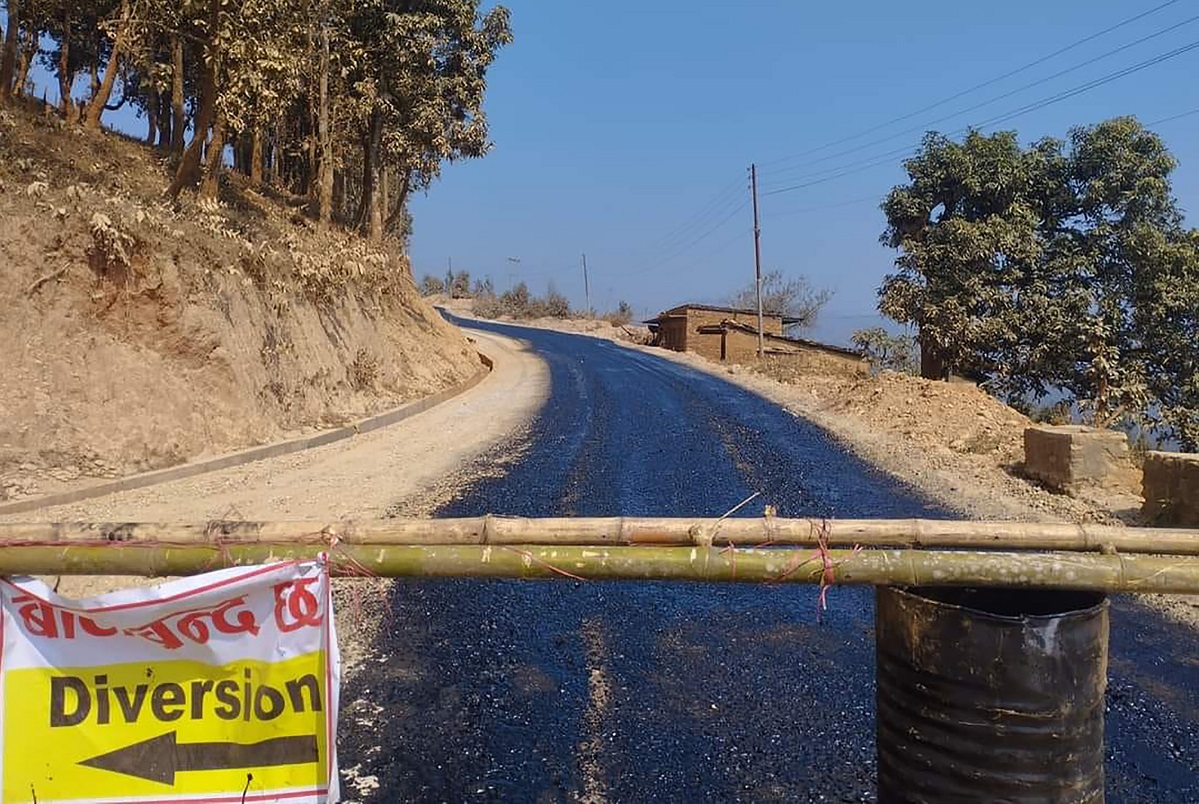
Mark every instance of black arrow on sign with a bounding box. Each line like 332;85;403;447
78;731;319;785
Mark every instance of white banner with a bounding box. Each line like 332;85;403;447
0;560;340;804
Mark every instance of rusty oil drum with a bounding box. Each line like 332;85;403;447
875;586;1109;802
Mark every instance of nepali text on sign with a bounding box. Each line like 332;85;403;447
0;561;340;804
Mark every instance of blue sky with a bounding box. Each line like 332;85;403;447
28;0;1198;345
407;0;1199;344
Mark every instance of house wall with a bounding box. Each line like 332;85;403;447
657;317;689;351
724;328;866;376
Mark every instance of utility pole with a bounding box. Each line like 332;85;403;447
506;256;521;292
751;163;764;358
581;253;591;313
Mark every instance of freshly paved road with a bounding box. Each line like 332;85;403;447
339;319;1198;803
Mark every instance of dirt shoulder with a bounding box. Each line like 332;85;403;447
1;330;550;669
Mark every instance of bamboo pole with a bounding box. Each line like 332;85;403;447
0;543;1197;593
3;518;1199;555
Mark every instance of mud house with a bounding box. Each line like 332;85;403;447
645;303;866;376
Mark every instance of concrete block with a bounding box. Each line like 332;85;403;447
1023;425;1131;494
1141;451;1199;527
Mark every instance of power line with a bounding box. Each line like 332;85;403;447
974;39;1199;129
763;38;1199;197
634;177;744;259
644;188;747;261
703;226;755;259
759;12;1199;187
758;0;1186;170
640;199;750;273
762;195;879;221
1148;107;1199;126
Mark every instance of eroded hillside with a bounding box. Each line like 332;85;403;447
0;104;478;501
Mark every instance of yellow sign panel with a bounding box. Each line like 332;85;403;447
4;653;332;802
0;562;339;803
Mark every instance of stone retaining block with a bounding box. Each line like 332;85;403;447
1023;425;1131;495
1142;451;1199;527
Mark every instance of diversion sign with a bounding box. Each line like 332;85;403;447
0;561;340;804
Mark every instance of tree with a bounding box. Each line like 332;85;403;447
500;281;530;316
419;274;445;296
0;0;21;101
471;276;494;297
7;0;510;260
879;118;1199;448
539;282;570;318
83;0;129;129
448;270;471;298
607;300;633;326
729;270;830;331
337;0;512;241
851;327;916;374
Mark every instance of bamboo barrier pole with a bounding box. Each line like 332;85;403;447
0;543;1198;593
3;518;1199;554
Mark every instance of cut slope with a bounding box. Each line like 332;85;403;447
0;105;477;501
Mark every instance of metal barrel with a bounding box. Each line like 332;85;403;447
875;586;1108;803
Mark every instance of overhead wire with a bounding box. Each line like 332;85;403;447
762;195;880;221
758;0;1186;170
645;188;747;260
632;176;745;260
763;38;1199;197
1147;107;1199;125
620;3;1198;277
638;199;751;274
759;12;1199;187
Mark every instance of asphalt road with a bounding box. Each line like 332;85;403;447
339;319;1198;803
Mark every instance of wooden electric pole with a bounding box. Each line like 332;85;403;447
751;164;764;358
581;253;591;313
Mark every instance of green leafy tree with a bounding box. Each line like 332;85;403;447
336;0;512;240
851;327;917;374
880;118;1199;447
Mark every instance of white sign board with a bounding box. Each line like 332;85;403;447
0;560;340;803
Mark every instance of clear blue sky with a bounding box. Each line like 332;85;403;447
407;0;1199;344
31;0;1197;345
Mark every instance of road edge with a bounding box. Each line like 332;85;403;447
0;352;494;516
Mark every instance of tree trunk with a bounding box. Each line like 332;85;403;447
167;39;217;198
57;10;72;115
199;112;226;201
145;87;159;144
364;110;384;242
918;337;950;381
315;24;333;228
14;25;35;97
170;35;185;153
84;0;130;130
380;167;390;233
332;169;344;223
384;172;411;232
0;0;20;103
250;125;264;185
158;90;172;148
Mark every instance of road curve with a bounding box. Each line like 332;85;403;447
339;319;1198;803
